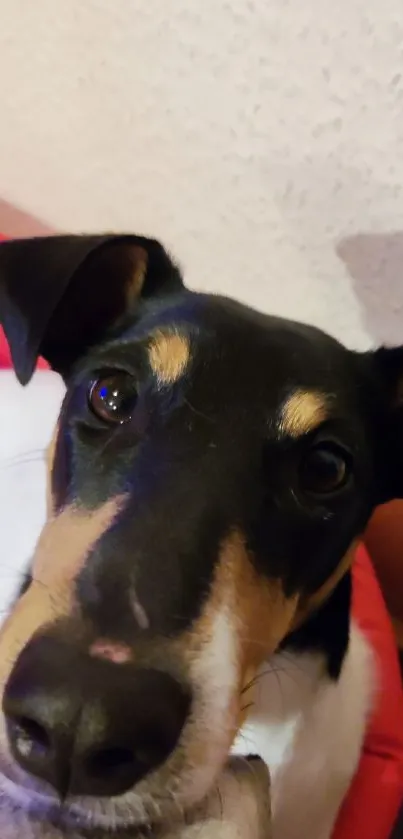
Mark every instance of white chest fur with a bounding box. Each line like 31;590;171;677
232;622;376;839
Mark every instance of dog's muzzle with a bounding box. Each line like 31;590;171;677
2;633;190;799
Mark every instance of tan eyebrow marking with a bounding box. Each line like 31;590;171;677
148;329;190;386
278;389;328;438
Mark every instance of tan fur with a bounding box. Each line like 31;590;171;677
125;245;148;305
149;330;190;386
219;532;299;676
0;497;124;691
184;531;299;734
292;541;358;631
45;424;59;516
278;390;328;438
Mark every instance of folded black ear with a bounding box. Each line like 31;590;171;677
364;345;403;502
0;234;183;384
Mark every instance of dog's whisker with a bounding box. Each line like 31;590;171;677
241;661;300;714
242;663;304;698
240;702;255;715
0;448;46;464
0;457;46;472
232;729;259;756
0;449;46;471
276;651;319;684
279;653;312;677
183;397;216;424
241;663;294;696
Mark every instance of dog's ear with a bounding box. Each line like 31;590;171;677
0;234;184;384
363;346;403;502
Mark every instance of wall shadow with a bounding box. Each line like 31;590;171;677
337;231;403;346
0;198;55;238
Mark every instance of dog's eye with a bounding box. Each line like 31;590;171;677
89;373;138;424
300;443;351;495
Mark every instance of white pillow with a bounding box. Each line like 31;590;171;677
0;371;65;618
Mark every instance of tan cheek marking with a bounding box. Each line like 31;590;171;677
0;497;125;689
220;532;300;674
45;423;59;517
182;531;299;739
292;539;358;631
278;389;328;438
148;330;190;386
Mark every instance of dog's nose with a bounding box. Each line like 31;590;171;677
3;634;190;798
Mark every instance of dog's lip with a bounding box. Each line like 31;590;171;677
0;767;63;814
0;767;81;827
0;768;153;833
0;778;92;831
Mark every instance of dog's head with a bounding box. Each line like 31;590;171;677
0;234;401;832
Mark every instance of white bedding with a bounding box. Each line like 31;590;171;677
0;371;65;618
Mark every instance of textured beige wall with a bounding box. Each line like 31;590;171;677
1;0;403;348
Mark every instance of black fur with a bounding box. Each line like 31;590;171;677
1;234;402;680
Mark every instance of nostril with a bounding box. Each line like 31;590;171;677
85;746;135;781
8;715;51;761
4;655;191;798
81;729;173;793
134;731;175;769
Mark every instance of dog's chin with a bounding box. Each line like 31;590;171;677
0;773;65;825
0;753;224;835
0;771;161;834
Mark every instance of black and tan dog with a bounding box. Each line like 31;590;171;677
0;234;400;838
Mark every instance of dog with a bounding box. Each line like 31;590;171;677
0;232;399;838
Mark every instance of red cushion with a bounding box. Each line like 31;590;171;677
0;329;48;370
333;545;403;838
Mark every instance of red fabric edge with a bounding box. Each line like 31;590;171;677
332;545;403;838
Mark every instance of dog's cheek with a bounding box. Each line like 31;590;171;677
235;575;299;731
46;423;59;517
0;579;67;690
210;531;299;698
176;532;299;766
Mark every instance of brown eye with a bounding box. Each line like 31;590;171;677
300;444;351;496
89;373;138;424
